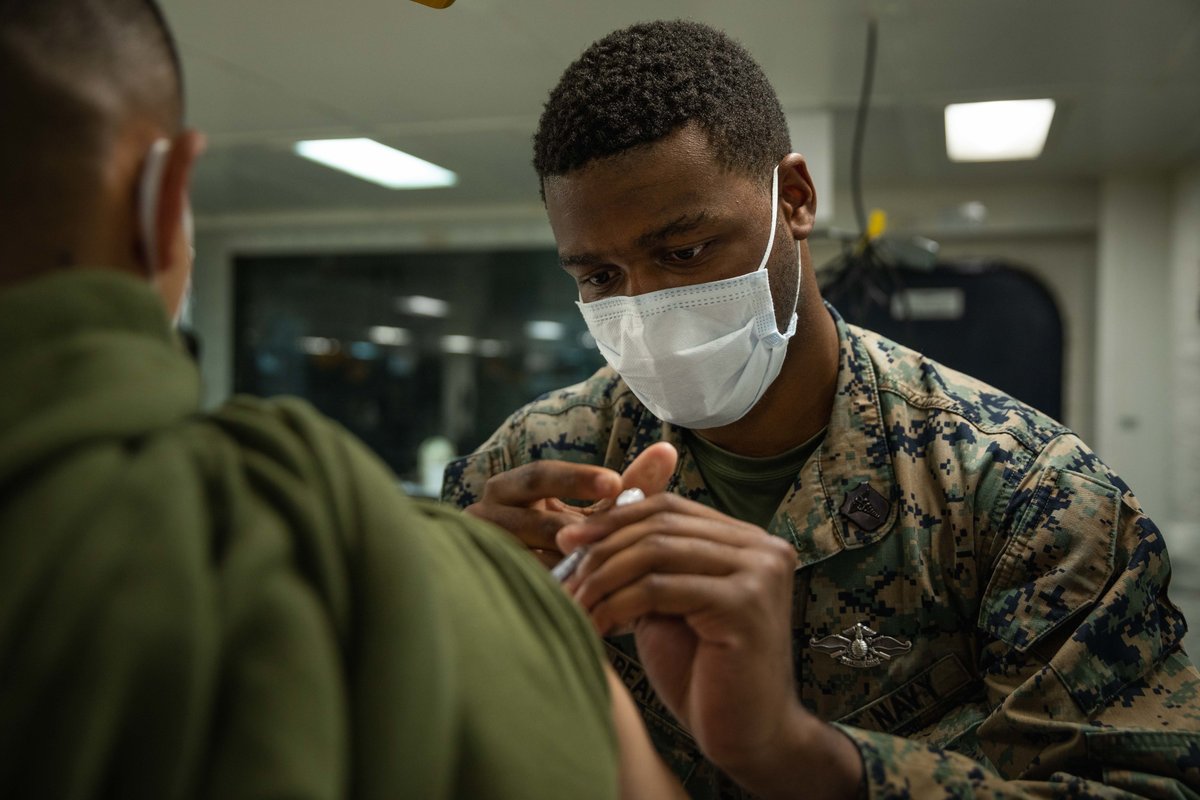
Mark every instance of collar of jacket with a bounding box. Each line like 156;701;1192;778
0;269;198;488
623;304;898;570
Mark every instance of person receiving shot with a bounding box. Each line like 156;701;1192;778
0;1;691;797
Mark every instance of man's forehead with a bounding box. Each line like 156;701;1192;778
555;208;720;267
544;124;722;200
552;195;749;273
543;130;767;261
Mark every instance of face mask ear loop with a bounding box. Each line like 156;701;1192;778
790;252;802;314
138;139;172;274
789;220;803;324
757;164;797;341
755;165;781;272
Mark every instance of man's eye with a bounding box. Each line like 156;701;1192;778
583;270;617;288
664;244;707;264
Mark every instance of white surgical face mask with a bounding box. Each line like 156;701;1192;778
138;138;195;328
175;274;193;328
577;166;799;429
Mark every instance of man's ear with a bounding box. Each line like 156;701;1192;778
778;153;817;242
151;130;205;276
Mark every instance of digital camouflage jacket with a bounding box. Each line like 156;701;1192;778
443;308;1200;799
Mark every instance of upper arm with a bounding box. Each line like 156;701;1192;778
972;433;1200;786
834;433;1200;797
605;663;688;800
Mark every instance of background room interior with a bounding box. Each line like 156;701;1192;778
162;0;1200;640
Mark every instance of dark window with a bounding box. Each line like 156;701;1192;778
234;249;603;494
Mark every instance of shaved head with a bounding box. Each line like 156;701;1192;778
0;0;182;129
0;0;184;280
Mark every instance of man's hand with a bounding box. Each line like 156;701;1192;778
465;461;619;567
464;443;678;568
558;495;863;800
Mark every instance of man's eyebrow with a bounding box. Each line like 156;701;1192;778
559;253;605;269
635;211;715;249
558;211;717;269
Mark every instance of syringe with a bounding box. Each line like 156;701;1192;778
550;487;646;583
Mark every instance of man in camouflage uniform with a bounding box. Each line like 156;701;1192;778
444;19;1200;799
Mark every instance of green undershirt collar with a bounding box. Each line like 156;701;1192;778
684;426;827;531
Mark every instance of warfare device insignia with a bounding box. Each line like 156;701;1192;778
839;482;890;532
848;493;882;520
810;622;912;668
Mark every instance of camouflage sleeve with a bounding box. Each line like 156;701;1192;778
835;433;1200;798
440;412;523;509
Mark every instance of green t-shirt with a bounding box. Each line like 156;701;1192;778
685;427;827;530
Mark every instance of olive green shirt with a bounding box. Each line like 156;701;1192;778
685;428;826;530
0;270;617;799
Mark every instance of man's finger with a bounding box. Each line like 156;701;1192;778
567;444;678;523
465;502;579;552
557;492;749;552
589;573;744;638
573;534;742;612
583;512;767;566
569;512;769;600
619;442;679;495
483;461;622;507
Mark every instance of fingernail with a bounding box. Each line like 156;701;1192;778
557;524;583;553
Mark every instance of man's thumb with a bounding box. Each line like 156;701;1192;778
620;441;678;495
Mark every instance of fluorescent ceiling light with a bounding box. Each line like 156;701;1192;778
441;335;475;355
298;336;340;356
396;295;450;318
957;201;988;224
525;320;566;341
477;339;510;358
368;326;412;346
944;99;1055;162
294;138;457;189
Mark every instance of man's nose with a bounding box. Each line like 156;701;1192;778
623;266;661;297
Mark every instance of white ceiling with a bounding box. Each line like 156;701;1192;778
160;0;1200;221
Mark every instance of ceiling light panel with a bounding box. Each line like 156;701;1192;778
294;138;457;189
944;99;1056;162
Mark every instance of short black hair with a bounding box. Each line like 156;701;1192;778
0;0;184;128
533;20;791;191
0;0;184;280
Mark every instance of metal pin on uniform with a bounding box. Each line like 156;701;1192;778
551;487;645;583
